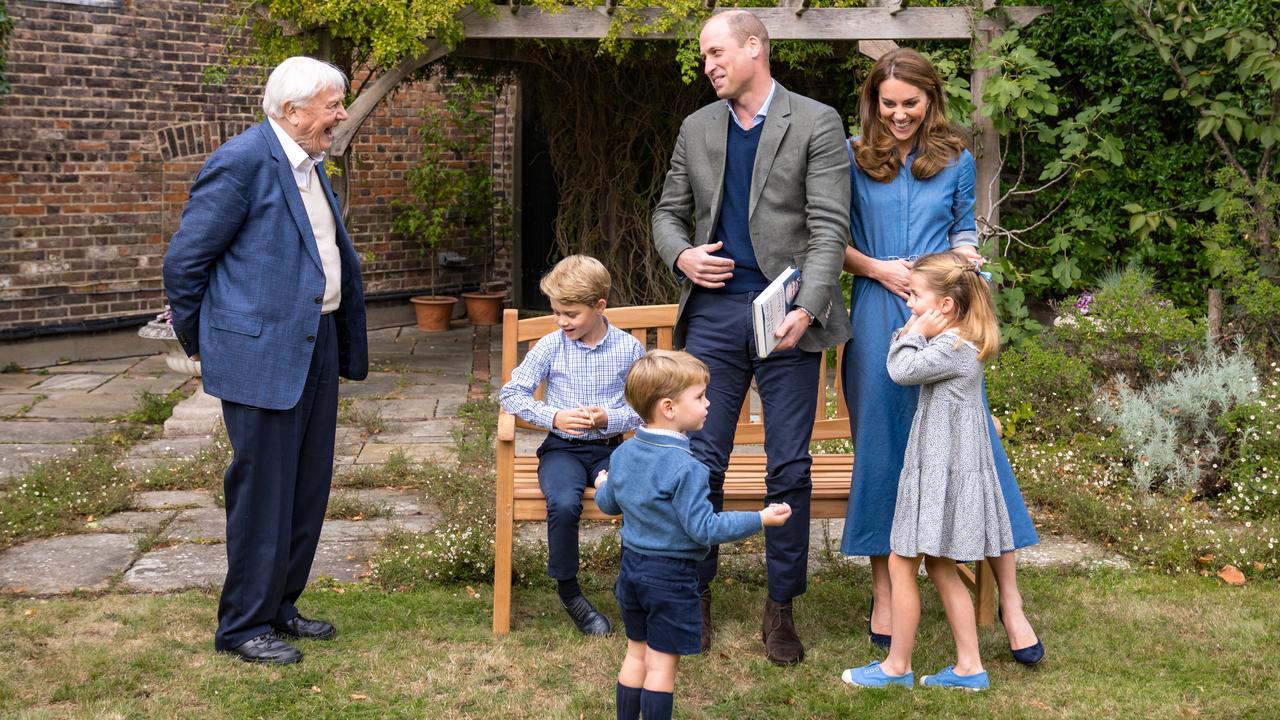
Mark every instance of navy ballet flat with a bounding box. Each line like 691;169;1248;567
999;607;1045;666
868;598;891;650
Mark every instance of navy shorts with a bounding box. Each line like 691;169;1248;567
614;547;701;656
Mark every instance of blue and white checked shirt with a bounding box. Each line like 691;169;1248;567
498;321;645;440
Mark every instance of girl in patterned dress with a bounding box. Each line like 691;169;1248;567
842;251;1012;692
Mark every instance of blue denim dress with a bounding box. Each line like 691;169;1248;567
839;143;1039;556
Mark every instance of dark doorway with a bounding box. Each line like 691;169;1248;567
519;83;558;311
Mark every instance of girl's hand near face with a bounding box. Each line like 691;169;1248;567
911;308;950;339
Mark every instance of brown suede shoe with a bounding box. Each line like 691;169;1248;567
762;596;804;665
699;588;713;654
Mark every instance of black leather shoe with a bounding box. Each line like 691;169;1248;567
272;615;337;640
562;594;612;636
223;632;302;665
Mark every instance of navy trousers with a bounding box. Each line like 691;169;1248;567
536;433;617;580
683;290;820;602
215;313;339;650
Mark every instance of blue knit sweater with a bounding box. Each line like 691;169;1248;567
594;427;763;561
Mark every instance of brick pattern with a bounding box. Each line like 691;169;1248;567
0;0;515;333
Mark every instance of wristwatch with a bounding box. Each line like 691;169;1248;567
798;306;816;326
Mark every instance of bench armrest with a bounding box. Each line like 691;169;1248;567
497;410;516;443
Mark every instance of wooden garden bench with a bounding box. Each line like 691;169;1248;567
493;304;994;634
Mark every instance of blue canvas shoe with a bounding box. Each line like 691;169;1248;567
921;665;989;691
841;661;913;689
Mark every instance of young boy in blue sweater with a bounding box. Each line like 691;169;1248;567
595;349;792;720
498;255;645;636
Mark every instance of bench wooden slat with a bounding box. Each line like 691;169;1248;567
494;304;993;635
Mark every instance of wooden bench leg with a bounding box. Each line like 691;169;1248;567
956;560;997;628
973;559;996;627
493;442;515;634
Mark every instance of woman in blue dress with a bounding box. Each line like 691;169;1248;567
840;48;1043;664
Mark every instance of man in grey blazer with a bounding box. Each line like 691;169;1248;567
651;10;851;665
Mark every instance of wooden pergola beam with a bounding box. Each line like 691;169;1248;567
455;5;1047;41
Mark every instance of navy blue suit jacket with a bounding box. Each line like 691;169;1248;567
163;121;368;410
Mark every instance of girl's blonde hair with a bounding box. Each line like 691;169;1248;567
912;251;1000;361
853;47;966;184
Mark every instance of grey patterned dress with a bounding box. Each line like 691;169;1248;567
886;330;1014;561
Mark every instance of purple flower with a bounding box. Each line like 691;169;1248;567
155;306;173;324
1075;293;1094;315
1157;299;1171;309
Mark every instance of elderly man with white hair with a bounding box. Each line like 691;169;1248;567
163;56;368;665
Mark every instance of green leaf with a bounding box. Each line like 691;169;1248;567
1182;39;1197;60
1203;27;1228;42
1051;257;1081;289
1162;87;1180;101
1225;116;1242;142
1128;213;1148;234
1225;38;1243;62
1121;203;1145;213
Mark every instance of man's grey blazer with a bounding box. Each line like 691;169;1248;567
652;81;852;353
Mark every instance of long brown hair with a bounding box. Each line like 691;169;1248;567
911;251;1000;361
853;48;965;183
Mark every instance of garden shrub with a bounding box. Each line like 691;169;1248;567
1009;434;1280;579
1216;362;1280;521
1098;347;1258;495
1053;267;1204;382
986;336;1094;440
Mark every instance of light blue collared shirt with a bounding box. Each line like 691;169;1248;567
725;80;777;130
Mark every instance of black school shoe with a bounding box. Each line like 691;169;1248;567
272;615;337;641
562;594;612;636
223;632;303;665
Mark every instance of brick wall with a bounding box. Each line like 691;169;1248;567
0;0;515;336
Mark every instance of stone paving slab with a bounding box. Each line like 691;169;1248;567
0;420;102;443
338;373;406;399
371;420;454;444
124;542;225;592
353;399;438;421
126;355;173;375
128;436;219;459
339;488;432;516
0;443;80;485
0;373;44;391
21;392;140;419
355;442;454;465
165;508;226;542
95;510;174;533
30;374;110;392
319;519;392;542
310;540;378;582
93;374;192;397
134;489;217;510
0;394;42;417
0;534;139;594
333;427;366;457
40;358;141;375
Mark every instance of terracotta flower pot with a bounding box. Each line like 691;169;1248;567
410;295;457;332
461;290;505;326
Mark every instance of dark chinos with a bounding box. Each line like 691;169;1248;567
537;434;620;580
684;291;820;600
217;313;339;649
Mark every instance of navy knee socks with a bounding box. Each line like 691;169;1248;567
616;682;641;720
640;689;674;720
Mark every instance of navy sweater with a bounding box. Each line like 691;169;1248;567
712;121;770;293
594;428;762;561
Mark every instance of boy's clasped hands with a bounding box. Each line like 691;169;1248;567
554;404;608;435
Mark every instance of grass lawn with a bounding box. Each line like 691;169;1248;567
1;565;1276;719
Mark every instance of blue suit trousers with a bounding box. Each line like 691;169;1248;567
683;290;820;602
215;313;339;650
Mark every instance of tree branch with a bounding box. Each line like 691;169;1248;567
331;40;452;158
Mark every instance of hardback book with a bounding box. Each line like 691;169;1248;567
751;266;801;359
